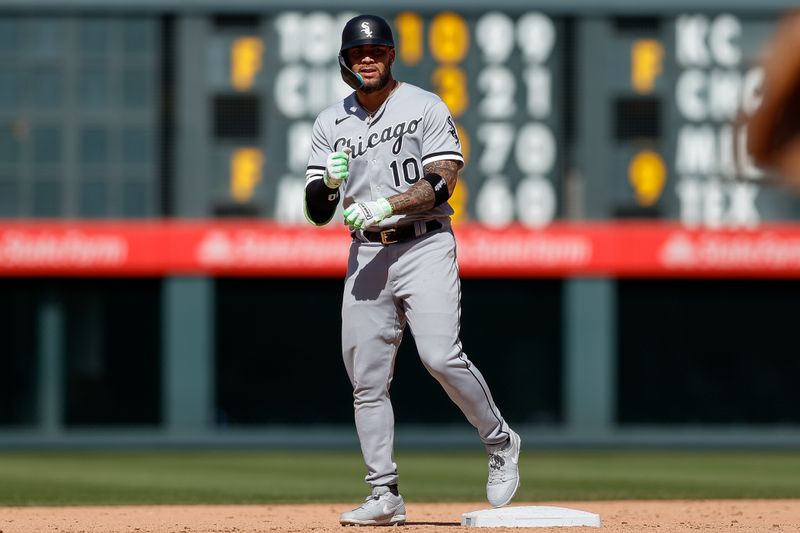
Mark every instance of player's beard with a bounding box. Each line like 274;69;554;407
361;68;391;94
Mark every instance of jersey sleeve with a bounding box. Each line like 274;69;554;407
421;99;464;169
304;115;338;226
306;115;331;182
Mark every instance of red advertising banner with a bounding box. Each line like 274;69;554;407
1;220;800;278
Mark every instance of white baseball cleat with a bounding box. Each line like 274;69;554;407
339;485;406;526
486;429;521;507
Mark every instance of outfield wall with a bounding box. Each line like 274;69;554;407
2;0;800;448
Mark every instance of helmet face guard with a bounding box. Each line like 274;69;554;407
338;15;395;90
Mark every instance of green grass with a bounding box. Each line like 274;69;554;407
0;450;799;506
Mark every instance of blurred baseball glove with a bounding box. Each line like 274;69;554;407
746;11;800;190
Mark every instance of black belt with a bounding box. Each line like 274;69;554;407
361;220;442;245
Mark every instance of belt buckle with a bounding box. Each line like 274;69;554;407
380;228;398;245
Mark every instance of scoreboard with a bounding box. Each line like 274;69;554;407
665;14;800;227
200;8;800;228
2;5;799;228
204;10;563;228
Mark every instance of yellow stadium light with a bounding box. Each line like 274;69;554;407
429;12;469;64
450;180;469;225
628;150;666;207
631;39;663;94
432;66;468;117
456;122;470;165
395;12;424;66
231;37;264;92
231;148;264;202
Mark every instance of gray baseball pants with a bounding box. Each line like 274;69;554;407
341;226;511;487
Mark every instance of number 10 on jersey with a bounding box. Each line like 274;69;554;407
390;158;422;186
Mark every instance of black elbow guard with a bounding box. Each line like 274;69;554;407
304;178;340;225
422;173;451;207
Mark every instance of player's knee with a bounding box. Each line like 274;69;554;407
353;381;389;406
418;343;460;377
421;358;447;379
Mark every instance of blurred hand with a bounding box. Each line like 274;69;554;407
746;11;800;190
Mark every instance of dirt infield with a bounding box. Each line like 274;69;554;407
1;500;798;532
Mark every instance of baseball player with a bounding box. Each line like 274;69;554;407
304;14;520;526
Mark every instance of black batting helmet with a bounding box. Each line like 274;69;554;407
340;14;395;53
338;14;395;90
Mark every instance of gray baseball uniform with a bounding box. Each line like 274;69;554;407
306;82;511;488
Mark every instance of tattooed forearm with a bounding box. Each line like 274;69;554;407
387;179;435;213
386;160;460;214
423;159;460;195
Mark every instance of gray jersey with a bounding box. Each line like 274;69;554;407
306;82;464;228
307;81;513;494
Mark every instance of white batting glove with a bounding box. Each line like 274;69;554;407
323;147;351;189
343;198;393;230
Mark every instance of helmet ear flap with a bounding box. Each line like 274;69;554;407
339;54;365;90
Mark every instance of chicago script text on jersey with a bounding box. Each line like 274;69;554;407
334;117;423;158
